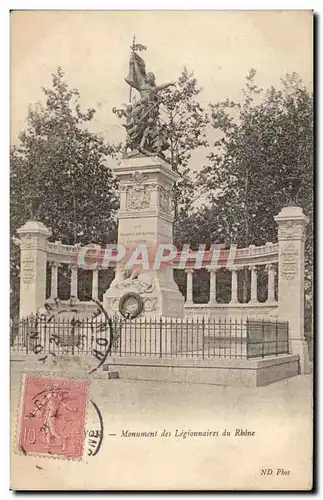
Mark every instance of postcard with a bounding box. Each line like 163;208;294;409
10;10;313;490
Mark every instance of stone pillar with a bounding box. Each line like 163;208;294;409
208;268;217;305
70;264;78;299
17;219;51;318
50;262;59;300
103;156;185;317
249;265;259;304
266;263;277;304
185;269;194;305
229;268;238;304
92;267;99;301
275;205;310;374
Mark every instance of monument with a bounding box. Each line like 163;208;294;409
103;40;185;317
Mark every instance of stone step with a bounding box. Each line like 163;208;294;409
102;364;119;379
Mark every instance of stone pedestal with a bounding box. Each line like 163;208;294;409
103;156;184;317
17;220;52;318
275;205;310;374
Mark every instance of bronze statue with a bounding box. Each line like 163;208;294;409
113;40;175;158
126;52;175;103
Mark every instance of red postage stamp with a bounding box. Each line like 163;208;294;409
17;374;88;460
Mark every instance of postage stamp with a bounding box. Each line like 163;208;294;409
17;374;88;460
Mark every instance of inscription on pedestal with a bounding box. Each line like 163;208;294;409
280;243;299;282
22;253;36;285
119;222;156;244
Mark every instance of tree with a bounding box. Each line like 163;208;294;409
199;70;313;307
11;67;119;244
159;68;208;242
10;67;119;316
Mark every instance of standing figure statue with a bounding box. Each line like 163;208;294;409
126;52;175;107
113;42;176;157
26;384;78;451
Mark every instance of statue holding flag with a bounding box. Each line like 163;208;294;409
113;39;176;158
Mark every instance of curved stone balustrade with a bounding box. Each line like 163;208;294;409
46;240;279;268
45;240;279;307
45;240;279;309
46;241;102;265
176;243;278;269
16;202;310;374
235;242;278;263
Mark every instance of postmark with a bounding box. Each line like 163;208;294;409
25;298;134;375
17;374;88;460
86;400;104;457
88;299;115;375
25;298;115;374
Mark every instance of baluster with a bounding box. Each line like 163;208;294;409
185;269;194;304
92;266;99;301
229;267;238;304
266;263;277;304
50;262;59;299
70;264;78;298
208;268;217;305
249;265;259;304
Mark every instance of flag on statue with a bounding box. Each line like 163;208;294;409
125;52;146;91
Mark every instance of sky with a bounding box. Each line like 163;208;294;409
11;10;313;163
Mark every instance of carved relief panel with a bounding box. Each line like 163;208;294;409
126;184;151;210
20;234;38;250
278;221;306;241
158;186;171;213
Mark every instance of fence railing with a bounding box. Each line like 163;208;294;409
10;315;289;361
246;319;289;358
10;315;109;358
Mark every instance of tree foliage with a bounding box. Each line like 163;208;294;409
198;70;313;300
159;68;208;241
10;67;119;316
11;67;119;244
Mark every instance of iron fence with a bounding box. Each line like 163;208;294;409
246;319;289;358
10;315;112;358
10;315;289;360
